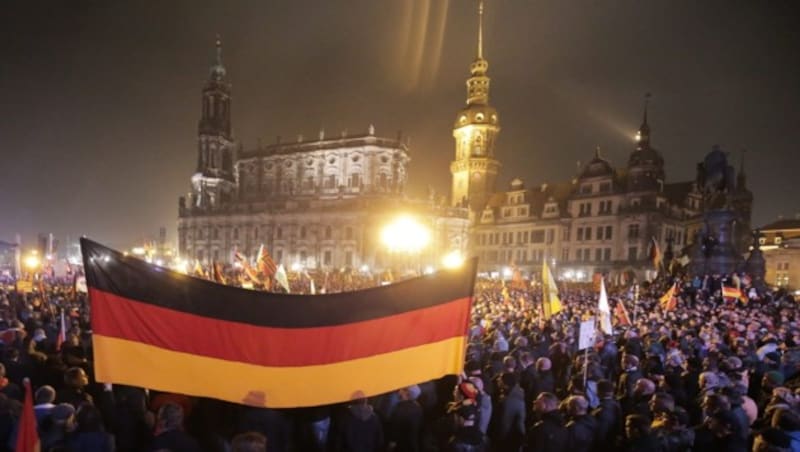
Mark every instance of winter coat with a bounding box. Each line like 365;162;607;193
566;414;598;452
592;397;622;446
333;404;384;452
524;410;568;452
493;385;526;451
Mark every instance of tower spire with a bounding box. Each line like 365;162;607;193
209;34;226;81
477;0;484;60
636;92;651;147
215;34;223;66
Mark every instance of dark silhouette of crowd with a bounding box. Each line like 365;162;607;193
1;271;799;451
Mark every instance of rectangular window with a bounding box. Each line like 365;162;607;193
531;230;545;243
585;227;592;241
276;250;283;262
628;224;640;239
324;251;332;265
595;248;602;261
605;226;613;240
627;247;637;261
577;228;584;241
523;231;529;243
276;227;283;239
563;227;570;241
599;182;611;193
197;250;204;262
596;226;603;240
562;248;569;261
604;248;611;261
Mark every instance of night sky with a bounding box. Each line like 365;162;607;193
1;0;798;250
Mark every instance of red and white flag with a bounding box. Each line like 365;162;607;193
56;309;66;351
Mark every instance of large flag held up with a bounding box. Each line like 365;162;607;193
659;283;678;311
541;261;562;319
81;238;476;408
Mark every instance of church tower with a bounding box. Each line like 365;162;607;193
191;36;236;209
450;0;501;214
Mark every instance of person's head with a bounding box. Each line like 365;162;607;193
622;354;639;371
231;432;267;452
702;393;730;418
536;357;552;372
597;379;614;398
500;372;518;392
75;404;104;433
698;371;719;391
455;381;478;403
398;385;421;402
625;414;651;439
633;378;656;397
753;428;792;452
533;392;559;415
156;403;184;433
649;392;675;416
64;367;89;389
503;355;517;372
50;403;76;432
708;410;739;438
35;385;56;405
565;395;588;416
771;407;800;431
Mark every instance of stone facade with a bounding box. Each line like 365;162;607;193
178;40;469;270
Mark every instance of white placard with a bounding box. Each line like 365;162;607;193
578;318;596;351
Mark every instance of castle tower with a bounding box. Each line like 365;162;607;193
627;94;665;193
191;36;236;209
450;0;501;214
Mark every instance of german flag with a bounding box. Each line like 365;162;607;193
659;283;678;311
81;238;476;408
722;285;747;303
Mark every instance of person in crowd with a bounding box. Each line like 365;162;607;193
331;397;384;452
150;402;202;452
231;431;268;452
490;372;525;451
387;385;423;452
524;392;567;452
56;367;92;408
66;404;115;452
593;379;622;447
564;395;596;452
33;385;56;424
622;414;660;452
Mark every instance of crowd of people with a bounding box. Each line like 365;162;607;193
0;268;799;451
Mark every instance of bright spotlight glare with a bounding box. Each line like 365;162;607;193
359;264;370;273
154;259;163;266
502;267;512;278
381;216;431;253
290;262;303;272
131;247;146;256
174;259;189;274
576;271;585;280
24;255;41;270
442;250;464;269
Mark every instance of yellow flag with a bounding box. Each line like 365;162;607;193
542;261;562;319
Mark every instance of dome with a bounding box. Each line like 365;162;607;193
579;149;615;180
628;144;664;168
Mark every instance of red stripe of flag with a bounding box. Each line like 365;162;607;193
90;288;470;367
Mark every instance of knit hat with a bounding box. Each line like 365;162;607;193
765;370;785;386
458;381;478;401
404;385;421;401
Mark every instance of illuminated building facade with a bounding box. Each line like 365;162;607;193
758;218;800;289
451;4;753;279
178;40;468;269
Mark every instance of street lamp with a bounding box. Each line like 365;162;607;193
381;215;431;274
381;216;431;253
24;253;41;271
442;250;465;269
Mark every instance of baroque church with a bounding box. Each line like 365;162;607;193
179;2;753;279
178;39;469;270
